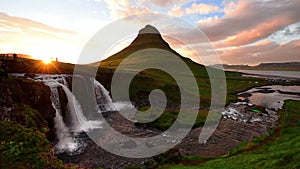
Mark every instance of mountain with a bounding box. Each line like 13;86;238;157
255;62;300;70
90;25;219;110
100;25;178;62
0;53;33;59
92;25;205;72
216;62;300;71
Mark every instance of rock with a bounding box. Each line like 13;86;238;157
177;118;269;157
1;77;56;139
24;73;36;78
238;92;252;98
134;122;147;129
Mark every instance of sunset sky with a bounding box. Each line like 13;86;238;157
0;0;300;65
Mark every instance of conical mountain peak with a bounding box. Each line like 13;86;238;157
138;25;160;34
130;25;168;48
100;25;181;63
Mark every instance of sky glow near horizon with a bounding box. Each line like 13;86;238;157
0;0;300;65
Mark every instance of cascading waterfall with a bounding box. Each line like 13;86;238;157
33;74;112;154
93;79;114;112
50;87;78;153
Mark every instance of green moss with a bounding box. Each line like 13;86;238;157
124;164;143;169
13;104;47;131
0;121;65;169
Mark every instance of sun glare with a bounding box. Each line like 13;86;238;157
42;58;52;64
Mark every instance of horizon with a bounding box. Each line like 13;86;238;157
0;0;300;65
1;52;300;67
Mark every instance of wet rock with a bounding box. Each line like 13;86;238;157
57;86;69;125
277;90;300;96
24;73;36;78
253;89;276;93
177;118;268;157
238;92;252;98
134;122;148;129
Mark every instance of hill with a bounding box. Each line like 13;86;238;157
0;57;74;74
92;24;206;73
217;62;300;71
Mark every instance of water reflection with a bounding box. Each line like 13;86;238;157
238;85;300;110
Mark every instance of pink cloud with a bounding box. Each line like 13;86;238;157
168;6;184;17
147;0;188;7
218;40;300;65
219;16;295;47
202;0;300;43
197;16;220;26
186;3;222;15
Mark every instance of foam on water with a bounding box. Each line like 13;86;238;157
33;74;108;154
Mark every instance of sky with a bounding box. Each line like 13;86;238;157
0;0;300;65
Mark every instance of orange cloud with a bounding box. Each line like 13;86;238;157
186;3;222;15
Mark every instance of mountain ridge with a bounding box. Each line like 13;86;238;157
213;62;300;71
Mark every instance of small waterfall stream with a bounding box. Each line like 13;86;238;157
33;74;113;154
50;87;77;153
93;79;114;112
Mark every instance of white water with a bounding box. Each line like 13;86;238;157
93;79;114;112
60;84;102;133
50;87;78;153
33;74;108;154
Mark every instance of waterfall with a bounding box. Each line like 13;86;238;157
50;87;78;153
93;79;114;112
33;74;105;153
60;84;102;133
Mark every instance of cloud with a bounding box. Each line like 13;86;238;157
218;15;295;47
0;12;77;40
202;0;300;44
168;6;184;17
186;3;222;15
0;12;81;62
197;16;220;26
170;0;300;47
167;3;222;18
146;0;188;7
283;25;300;36
101;0;150;19
217;39;300;65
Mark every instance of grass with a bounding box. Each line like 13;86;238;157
0;120;66;169
0;78;71;169
158;100;300;169
116;66;270;131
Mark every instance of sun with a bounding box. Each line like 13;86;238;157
42;58;52;65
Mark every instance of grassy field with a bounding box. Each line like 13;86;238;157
116;66;271;131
